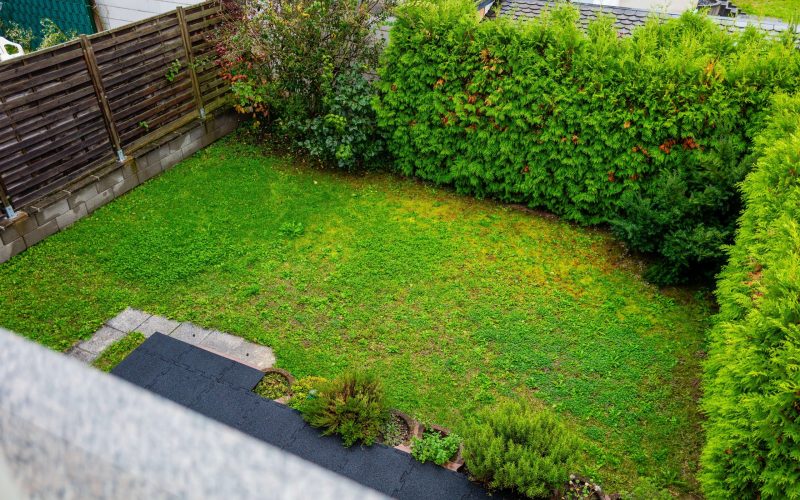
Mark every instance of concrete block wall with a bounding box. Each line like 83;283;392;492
0;111;239;264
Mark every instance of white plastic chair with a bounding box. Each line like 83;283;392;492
0;36;24;62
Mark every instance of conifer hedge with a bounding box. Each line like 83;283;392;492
374;0;800;283
701;93;800;499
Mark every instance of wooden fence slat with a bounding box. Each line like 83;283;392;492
177;6;206;120
0;0;227;213
80;35;125;162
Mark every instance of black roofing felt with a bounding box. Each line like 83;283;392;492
112;333;493;500
494;0;796;37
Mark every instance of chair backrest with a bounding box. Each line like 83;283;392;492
0;36;24;62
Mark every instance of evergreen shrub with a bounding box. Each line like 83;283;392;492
374;0;800;283
701;93;800;499
462;400;579;498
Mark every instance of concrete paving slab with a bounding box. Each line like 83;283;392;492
106;308;151;333
66;346;96;363
170;322;212;346
137;315;180;337
200;331;275;370
78;326;126;355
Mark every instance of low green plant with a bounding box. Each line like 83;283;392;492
300;370;388;446
624;476;673;500
288;376;327;411
253;372;291;399
0;20;33;52
278;221;304;238
411;429;461;465
91;332;146;372
463;400;580;498
380;414;406;446
165;59;182;82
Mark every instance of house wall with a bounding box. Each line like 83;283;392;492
93;0;202;30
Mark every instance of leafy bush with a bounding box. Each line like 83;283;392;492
411;430;461;465
300;370;388;446
462;400;579;498
701;93;800;499
215;0;389;168
288;376;327;411
374;0;800;283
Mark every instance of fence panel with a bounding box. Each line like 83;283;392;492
0;0;228;216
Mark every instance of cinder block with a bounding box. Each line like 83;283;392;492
162;149;184;169
96;167;125;192
34;198;70;225
112;175;139;197
23;220;58;247
158;143;172;160
189;125;204;142
137;163;162;183
0;224;21;245
55;204;87;230
121;162;137;179
67;184;97;209
0;237;26;263
13;215;38;237
85;188;115;213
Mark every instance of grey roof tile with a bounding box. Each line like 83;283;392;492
495;0;798;37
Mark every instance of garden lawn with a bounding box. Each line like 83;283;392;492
734;0;799;21
0;137;709;494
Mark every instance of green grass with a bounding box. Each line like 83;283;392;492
0;136;710;494
733;0;799;21
91;332;146;372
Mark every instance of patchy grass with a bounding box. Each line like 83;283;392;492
91;332;146;372
733;0;799;21
0;136;710;494
254;372;291;399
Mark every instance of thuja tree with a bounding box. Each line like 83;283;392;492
214;0;391;168
374;0;800;283
701;93;800;499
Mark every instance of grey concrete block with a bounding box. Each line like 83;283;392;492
112;175;139;197
0;237;26;263
137;163;163;183
143;148;161;168
189;125;204;142
78;326;126;355
22;220;58;247
0;224;21;245
67;184;98;209
158;143;172;160
56;204;88;230
65;346;96;363
34;198;69;225
96;168;125;192
170;322;212;346
200;332;275;370
85;188;115;214
162;149;185;169
107;308;151;333
121;162;137;179
137;315;181;337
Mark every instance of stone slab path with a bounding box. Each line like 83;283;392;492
113;333;493;500
66;308;275;371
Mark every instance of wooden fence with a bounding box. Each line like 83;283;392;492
0;0;228;217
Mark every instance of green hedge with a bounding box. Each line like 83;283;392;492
701;93;800;499
374;0;800;283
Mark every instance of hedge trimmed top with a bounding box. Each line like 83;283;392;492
375;0;800;282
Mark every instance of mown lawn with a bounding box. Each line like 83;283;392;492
0;136;710;494
734;0;799;21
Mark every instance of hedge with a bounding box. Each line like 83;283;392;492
701;93;800;499
374;0;800;283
